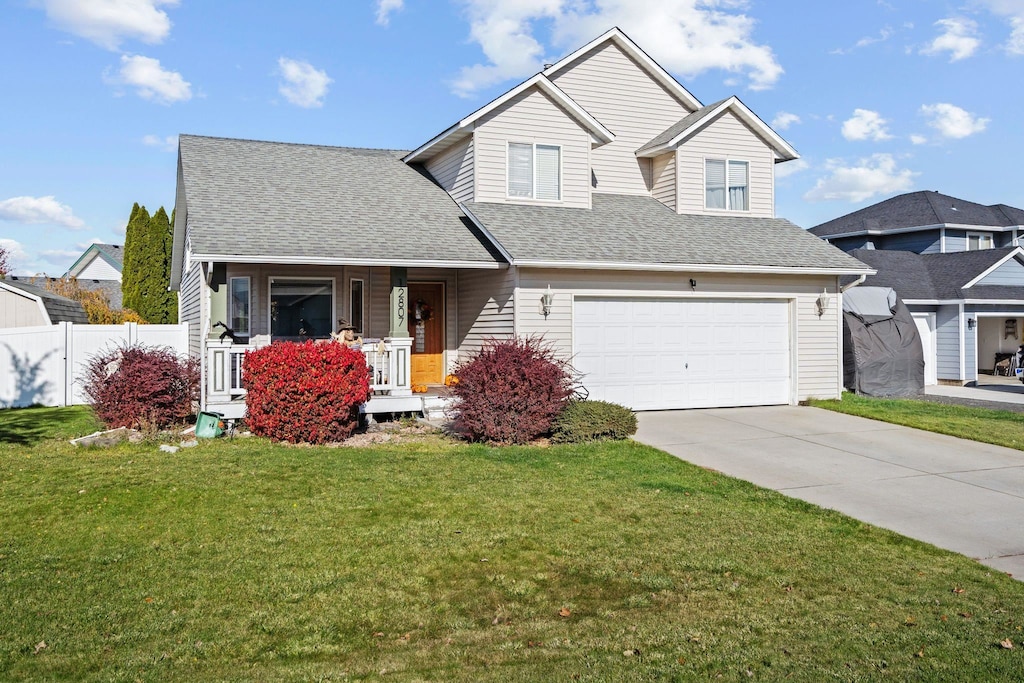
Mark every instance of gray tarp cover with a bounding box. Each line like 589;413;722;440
842;286;924;397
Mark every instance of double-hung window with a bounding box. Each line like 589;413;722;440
228;276;250;337
508;142;561;200
705;159;749;211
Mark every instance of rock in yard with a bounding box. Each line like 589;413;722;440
71;428;139;447
179;439;199;448
159;444;179;454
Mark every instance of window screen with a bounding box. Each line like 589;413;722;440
705;159;726;209
508;143;533;197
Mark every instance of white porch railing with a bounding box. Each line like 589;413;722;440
205;336;413;406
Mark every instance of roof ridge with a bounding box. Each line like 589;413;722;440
179;134;407;155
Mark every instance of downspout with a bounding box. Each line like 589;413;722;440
840;273;867;292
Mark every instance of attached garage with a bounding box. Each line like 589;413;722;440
573;297;792;410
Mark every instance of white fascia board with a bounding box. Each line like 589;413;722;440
637;96;799;161
511;259;874;276
403;75;614;164
0;281;51;324
459;204;516;264
961;246;1024;288
962;299;1024;305
542;27;703;111
190;253;506;270
169;154;187;290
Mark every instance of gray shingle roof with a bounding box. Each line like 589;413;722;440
76;279;122;310
464;194;870;270
95;244;124;267
812;191;1024;238
848;247;1024;300
3;278;89;324
635;99;728;155
178;135;503;265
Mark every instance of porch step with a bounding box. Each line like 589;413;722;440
422;394;452;421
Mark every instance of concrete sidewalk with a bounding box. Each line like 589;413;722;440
926;376;1024;406
634;406;1024;578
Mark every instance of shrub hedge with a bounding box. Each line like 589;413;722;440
82;343;199;430
243;341;370;444
551;400;637;444
449;336;575;444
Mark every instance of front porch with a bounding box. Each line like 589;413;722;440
205;336;454;421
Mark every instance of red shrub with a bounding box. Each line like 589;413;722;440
242;341;371;444
449;336;575;444
82;343;200;429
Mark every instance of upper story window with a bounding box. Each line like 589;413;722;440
705;159;749;211
508;142;561;201
967;232;993;251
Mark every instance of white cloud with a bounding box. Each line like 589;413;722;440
971;1;1024;53
920;102;989;138
832;25;894;54
277;57;332;108
375;0;404;25
142;134;178;151
841;109;892;141
450;0;783;96
910;134;928;145
921;17;981;61
774;158;809;179
0;196;85;229
1010;16;1024;53
772;111;801;130
0;239;27;271
804;154;917;202
41;0;177;50
115;54;191;103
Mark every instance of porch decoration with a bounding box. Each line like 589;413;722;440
414;299;433;323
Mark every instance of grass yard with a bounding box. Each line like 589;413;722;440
810;392;1024;452
2;408;1024;681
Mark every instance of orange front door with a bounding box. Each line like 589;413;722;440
408;282;444;385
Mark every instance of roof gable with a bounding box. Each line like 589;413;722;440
403;74;614;164
636;96;798;160
542;27;701;111
67;243;124;279
1;278;89;324
851;246;1024;300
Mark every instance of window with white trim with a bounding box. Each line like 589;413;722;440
229;276;250;337
967;232;993;251
705;159;749;211
349;278;364;334
508;142;561;200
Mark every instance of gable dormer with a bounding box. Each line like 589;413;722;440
637;97;798;219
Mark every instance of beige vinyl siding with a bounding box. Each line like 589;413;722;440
516;268;841;401
0;289;48;327
424;137;474;204
549;41;692;196
457;267;515;360
369;267;391;338
473;87;591;208
676;111;775;218
651;152;676;210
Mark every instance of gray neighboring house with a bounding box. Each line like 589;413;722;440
812;191;1024;385
64;243;124;311
171;27;870;419
0;278;89;328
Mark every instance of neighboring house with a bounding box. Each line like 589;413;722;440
171;27;870;418
64;243;124;310
810;190;1024;254
811;191;1024;386
843;247;1024;386
0;278;89;327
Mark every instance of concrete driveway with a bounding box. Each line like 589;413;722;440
634;406;1024;578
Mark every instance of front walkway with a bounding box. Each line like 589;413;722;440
925;374;1024;407
634;406;1024;579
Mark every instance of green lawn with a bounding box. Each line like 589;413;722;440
2;408;1023;681
810;392;1024;452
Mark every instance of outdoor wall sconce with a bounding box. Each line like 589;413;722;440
541;284;555;318
689;278;697;290
815;288;831;317
967;318;976;330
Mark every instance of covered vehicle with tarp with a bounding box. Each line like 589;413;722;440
842;286;924;396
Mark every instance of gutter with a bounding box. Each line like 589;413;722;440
841;274;867;292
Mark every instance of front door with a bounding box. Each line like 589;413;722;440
408;282;444;385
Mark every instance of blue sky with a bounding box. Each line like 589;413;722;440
2;0;1023;275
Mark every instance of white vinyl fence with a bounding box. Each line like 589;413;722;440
0;322;189;408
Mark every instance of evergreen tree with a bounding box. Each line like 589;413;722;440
121;203;150;318
120;203;179;323
150;207;178;323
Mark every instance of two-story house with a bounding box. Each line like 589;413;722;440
811;191;1024;385
171;28;870;418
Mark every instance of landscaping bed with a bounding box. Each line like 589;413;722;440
1;406;1023;681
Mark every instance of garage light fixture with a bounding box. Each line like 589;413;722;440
541;285;555;318
815;289;831;317
967;318;976;330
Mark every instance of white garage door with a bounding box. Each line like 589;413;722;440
574;298;792;411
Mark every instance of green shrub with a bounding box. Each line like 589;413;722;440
551;400;637;444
